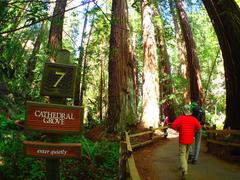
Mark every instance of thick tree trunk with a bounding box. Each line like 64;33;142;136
141;0;160;128
152;5;176;123
108;0;136;132
129;0;139;117
169;0;189;103
203;0;240;129
176;0;204;105
47;0;67;62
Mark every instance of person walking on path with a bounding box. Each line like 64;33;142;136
189;101;204;164
171;105;201;180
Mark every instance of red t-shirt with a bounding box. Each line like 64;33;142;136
171;115;201;144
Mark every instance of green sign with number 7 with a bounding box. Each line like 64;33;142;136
40;63;76;97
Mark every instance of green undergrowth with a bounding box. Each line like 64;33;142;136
0;115;119;180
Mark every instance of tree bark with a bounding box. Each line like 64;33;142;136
152;4;176;123
176;0;204;105
108;0;136;132
169;0;189;103
129;0;139;119
140;0;160;128
47;0;67;63
203;0;240;129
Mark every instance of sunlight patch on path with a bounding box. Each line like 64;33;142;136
154;127;179;138
167;128;179;138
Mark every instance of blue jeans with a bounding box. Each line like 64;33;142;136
189;128;202;161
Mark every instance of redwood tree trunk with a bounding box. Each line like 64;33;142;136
152;4;176;123
141;0;160;128
203;0;240;129
176;0;204;105
108;0;136;132
169;0;189;103
47;0;67;62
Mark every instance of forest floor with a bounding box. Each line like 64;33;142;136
133;129;240;180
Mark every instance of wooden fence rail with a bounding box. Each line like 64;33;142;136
119;126;169;180
206;129;240;136
206;129;240;161
130;126;168;149
119;132;141;180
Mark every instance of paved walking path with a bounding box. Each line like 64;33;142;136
134;129;240;180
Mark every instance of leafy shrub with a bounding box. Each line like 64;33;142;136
0;113;23;131
61;135;119;179
0;133;119;180
0;130;45;180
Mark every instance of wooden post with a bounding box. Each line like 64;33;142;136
119;141;127;180
46;49;70;180
213;124;216;140
149;126;153;140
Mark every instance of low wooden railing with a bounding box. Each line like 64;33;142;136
119;132;141;180
119;126;169;180
206;129;240;161
130;126;168;149
206;129;240;146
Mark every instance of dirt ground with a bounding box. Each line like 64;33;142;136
133;129;240;180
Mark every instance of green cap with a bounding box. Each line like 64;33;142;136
190;101;198;110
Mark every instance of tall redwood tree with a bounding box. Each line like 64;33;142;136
169;0;189;103
176;0;204;105
152;3;176;123
47;0;67;62
108;0;136;132
203;0;240;129
141;0;160;128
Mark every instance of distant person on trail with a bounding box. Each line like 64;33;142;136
171;105;201;180
188;101;204;164
163;115;169;137
163;115;169;126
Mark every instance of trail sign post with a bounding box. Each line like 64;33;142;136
24;50;83;180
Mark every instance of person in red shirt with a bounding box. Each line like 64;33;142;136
171;105;201;180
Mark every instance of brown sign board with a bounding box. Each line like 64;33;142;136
23;141;81;158
40;62;76;98
25;101;83;133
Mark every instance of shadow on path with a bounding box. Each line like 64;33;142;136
134;129;240;180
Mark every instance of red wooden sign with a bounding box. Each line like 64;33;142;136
25;101;83;133
23;141;81;158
